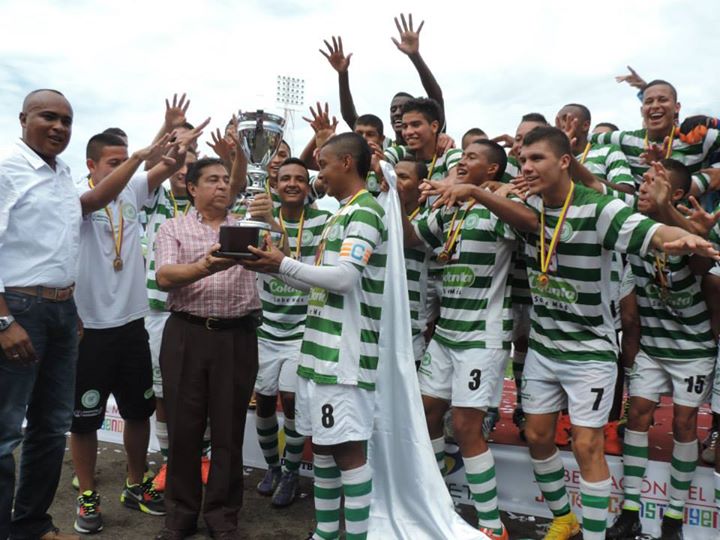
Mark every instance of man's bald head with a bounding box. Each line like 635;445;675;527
19;89;73;163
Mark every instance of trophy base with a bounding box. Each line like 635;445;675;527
212;250;258;260
218;220;270;256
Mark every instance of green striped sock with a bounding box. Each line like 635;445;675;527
666;439;698;520
341;463;372;540
580;477;611;540
312;454;341;540
431;437;447;476
622;429;648;511
256;413;280;468
531;451;570;517
282;418;306;473
464;450;502;534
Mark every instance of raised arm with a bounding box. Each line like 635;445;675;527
147;118;210;193
300;102;339;170
146;93;191;169
81;134;174;216
392;13;444;120
320;36;357;130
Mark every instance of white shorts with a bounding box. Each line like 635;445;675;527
412;332;427;365
630;350;714;408
512;304;531;342
145;309;170;398
254;337;301;395
295;377;375;445
418;340;509;409
521;349;616;428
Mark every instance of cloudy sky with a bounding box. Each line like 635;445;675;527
1;0;718;174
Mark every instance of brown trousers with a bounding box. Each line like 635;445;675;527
160;313;258;532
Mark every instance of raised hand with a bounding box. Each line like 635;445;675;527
207;127;234;165
176;117;210;153
302;102;339;147
392;13;424;56
320;36;352;73
491;134;514;149
677;196;720;237
436;133;456;156
556;113;580;151
165;93;190;129
615;66;647;91
640;143;668;166
135;132;176;163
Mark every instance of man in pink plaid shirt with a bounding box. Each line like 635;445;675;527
153;157;260;540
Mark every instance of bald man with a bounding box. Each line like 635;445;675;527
0;90;159;540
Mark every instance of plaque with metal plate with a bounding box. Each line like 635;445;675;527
216;109;286;259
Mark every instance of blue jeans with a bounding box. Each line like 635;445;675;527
0;292;78;540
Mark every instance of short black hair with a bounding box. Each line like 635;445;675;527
278;139;292;155
521;112;549;125
320;132;372;179
563;103;592;124
644;79;678;101
278;157;310;182
86;133;127;161
355;114;384;137
396;157;428;182
595;122;619;132
462;127;487;141
392;92;414;100
660;158;691;194
401;97;442;125
466;139;508;181
185;157;225;205
522;126;572;158
103;127;127;139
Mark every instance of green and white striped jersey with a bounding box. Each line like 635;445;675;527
406;208;431;336
592;128;720;193
257;206;331;342
143;187;192;311
366;146;462;193
523;184;660;362
580;143;634;188
626;254;715;361
298;191;387;390
501;155;520;183
415;201;516;349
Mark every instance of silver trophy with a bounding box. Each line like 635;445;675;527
217;110;286;258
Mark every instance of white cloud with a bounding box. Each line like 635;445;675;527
1;0;718;174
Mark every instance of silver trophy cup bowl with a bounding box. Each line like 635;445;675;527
217;110;286;258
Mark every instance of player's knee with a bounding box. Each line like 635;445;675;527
571;428;604;463
524;422;555;450
255;393;277;417
672;410;698;442
280;392;296;417
451;409;483;441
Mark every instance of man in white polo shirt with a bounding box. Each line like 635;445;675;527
0;89;168;540
69;125;205;535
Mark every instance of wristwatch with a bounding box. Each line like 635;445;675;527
0;315;15;331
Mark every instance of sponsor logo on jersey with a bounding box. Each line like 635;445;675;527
559;221;573;242
442;266;475;288
530;274;578;304
81;389;101;409
269;278;304;297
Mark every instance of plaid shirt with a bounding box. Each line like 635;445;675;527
155;208;260;318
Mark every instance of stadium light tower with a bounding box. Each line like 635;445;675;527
276;75;305;150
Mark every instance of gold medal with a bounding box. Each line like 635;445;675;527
436;251;450;264
537;273;549;289
113;256;123;272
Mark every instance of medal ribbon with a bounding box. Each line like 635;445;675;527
442;200;477;259
168;190;190;217
426;153;438;180
539;182;574;276
643;125;676;159
655;253;669;288
88;178;124;265
279;209;305;260
314;189;367;266
579;142;591;164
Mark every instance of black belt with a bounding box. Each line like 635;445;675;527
172;311;259;331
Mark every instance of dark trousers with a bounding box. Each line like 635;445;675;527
0;292;78;540
160;313;258;533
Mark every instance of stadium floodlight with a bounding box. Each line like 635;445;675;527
276;75;305;110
